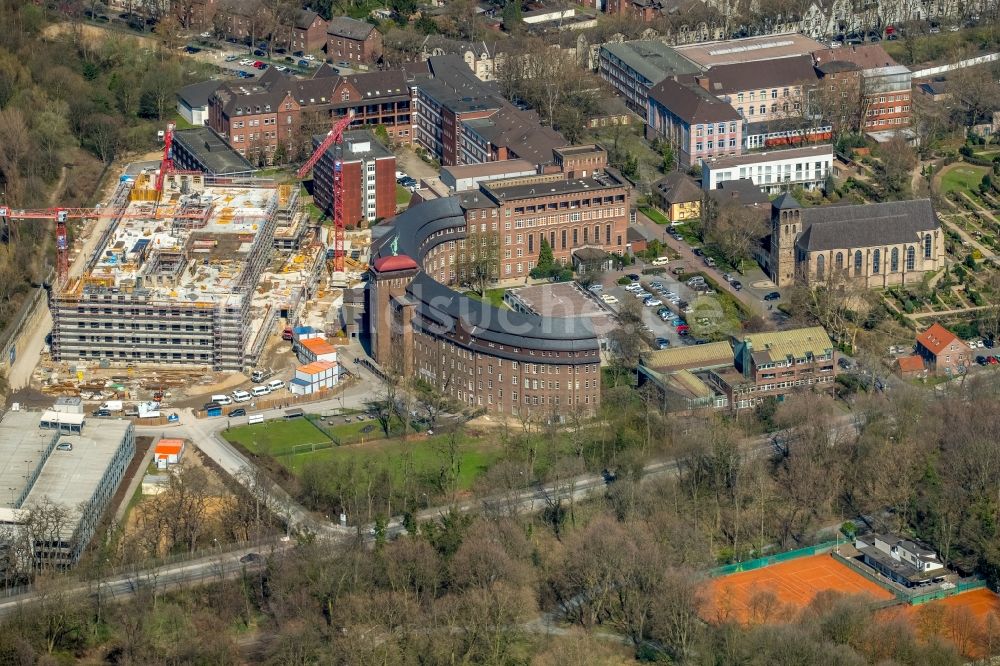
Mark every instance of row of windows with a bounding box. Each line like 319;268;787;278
814;237;933;279
736;88;793;103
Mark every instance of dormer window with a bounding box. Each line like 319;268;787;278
264;104;271;112
255;106;261;113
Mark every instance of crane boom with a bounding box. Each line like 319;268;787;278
296;114;354;179
297;112;354;273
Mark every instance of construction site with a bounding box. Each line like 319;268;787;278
48;170;301;372
0;117;375;408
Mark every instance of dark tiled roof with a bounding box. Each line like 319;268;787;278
369;197;598;353
772;192;801;210
327;16;376;41
647;77;741;125
341;70;410;99
797;199;938;252
177;80;222;109
655;172;702;204
692;55;820;94
294;9;321;30
813;44;899;70
462;108;566;167
817;60;861;75
707;179;770;207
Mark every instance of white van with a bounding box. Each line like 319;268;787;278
651;256;669;266
267;379;285;392
251;385;270;397
211;394;233;406
232;390;252;403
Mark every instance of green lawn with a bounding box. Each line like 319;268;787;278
223;418;499;492
941;165;989;196
464;288;508;309
224;418;332;458
396;184;413;206
639;206;670;225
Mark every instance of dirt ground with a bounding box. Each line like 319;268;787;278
42;21;159;48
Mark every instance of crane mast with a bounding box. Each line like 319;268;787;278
297;112;354;273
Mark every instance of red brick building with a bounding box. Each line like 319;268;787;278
312;130;397;227
291;10;328;53
207;68;413;164
915;322;970;376
813;45;912;131
326;17;382;65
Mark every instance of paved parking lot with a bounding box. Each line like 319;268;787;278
597;274;710;349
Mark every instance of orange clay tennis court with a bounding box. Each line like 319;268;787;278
885;589;1000;658
703;554;896;624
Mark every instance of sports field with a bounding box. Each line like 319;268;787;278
886;588;1000;658
704;554;896;624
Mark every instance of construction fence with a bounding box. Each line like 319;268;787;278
710;540;840;577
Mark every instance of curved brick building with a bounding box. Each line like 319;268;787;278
368;197;602;417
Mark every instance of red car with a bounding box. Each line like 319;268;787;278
989;356;999;365
253;60;265;69
676;324;690;334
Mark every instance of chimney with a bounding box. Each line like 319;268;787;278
695;75;710;91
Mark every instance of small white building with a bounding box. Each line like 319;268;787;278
702;144;834;194
855;533;947;588
289;361;339;395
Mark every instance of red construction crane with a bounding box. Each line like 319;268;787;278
0;205;215;286
155;122;176;194
297;112;354;273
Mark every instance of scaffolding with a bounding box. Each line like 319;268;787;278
49;178;283;372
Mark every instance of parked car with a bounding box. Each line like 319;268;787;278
763;291;781;301
337;61;350;68
224;55;238;62
731;280;742;290
229;408;247;417
644;298;663;307
654;337;670;350
298;59;309;67
600;294;618;304
989;356;998;365
237;70;254;78
232;390;252;403
251;385;270;397
275;65;287;71
838;358;852;370
588;284;603;293
626;273;640;282
253;49;266;56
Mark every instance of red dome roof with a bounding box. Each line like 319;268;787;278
373;255;418;273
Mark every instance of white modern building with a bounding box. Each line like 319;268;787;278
701;144;834;193
0;407;135;568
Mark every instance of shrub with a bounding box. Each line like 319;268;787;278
617;276;631;286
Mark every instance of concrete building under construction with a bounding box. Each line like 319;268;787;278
50;172;301;371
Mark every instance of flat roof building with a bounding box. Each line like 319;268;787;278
0;410;135;567
172;127;256;177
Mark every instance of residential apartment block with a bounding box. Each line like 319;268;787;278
311;130;397;226
701;144;834;192
326;17;382;64
292;10;329;53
